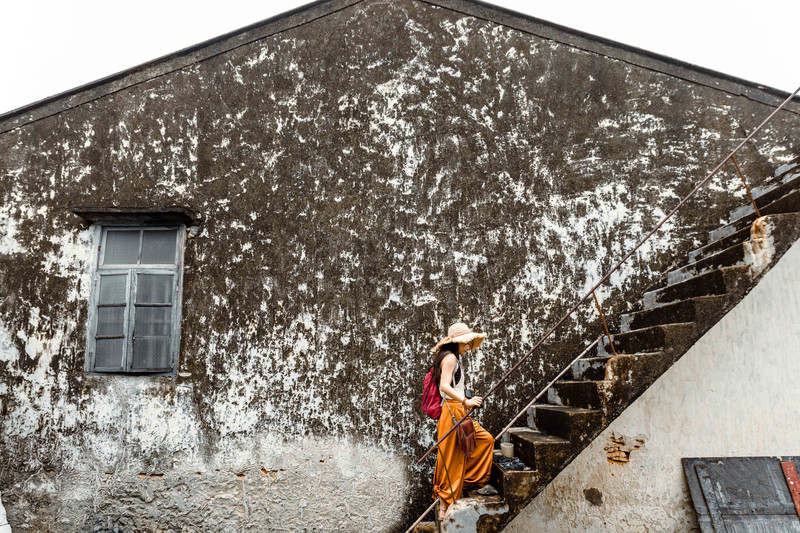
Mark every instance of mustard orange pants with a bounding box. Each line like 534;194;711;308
432;399;495;507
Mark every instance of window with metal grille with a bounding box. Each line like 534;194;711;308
86;225;185;374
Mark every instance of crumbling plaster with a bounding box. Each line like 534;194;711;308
508;231;800;532
0;0;799;529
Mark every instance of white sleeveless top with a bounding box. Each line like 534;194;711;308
440;354;465;401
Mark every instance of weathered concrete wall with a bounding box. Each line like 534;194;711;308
1;0;799;530
507;236;800;532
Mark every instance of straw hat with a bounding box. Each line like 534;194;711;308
431;322;486;354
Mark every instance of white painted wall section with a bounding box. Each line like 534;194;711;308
508;238;800;532
0;492;10;533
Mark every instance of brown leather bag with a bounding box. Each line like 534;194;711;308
446;401;476;459
455;417;476;458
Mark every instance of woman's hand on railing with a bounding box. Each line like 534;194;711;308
465;397;483;409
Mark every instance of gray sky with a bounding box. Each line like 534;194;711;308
1;0;798;115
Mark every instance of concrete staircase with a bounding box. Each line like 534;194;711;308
414;157;800;532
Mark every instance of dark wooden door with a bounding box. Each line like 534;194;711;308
683;456;800;532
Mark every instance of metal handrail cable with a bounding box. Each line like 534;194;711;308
416;85;800;465
405;86;800;531
494;335;603;441
403;336;603;533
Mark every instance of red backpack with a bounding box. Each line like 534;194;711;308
422;352;461;420
422;367;442;419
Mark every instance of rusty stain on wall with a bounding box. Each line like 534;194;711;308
605;433;645;464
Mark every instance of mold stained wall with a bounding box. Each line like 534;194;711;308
507;235;800;532
0;0;798;529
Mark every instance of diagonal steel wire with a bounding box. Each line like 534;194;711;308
493;336;603;441
405;85;800;531
416;85;800;465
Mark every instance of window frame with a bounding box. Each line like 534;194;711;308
85;223;186;376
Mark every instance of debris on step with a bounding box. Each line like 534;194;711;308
495;455;532;471
476;484;499;496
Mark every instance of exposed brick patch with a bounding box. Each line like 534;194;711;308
604;433;645;464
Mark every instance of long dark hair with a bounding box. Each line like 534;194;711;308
431;342;460;388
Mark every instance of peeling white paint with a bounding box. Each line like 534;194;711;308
0;216;25;254
0;319;15;364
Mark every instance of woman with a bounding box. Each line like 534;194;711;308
431;322;495;521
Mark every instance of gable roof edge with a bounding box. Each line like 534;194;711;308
424;0;799;112
0;0;362;134
1;0;797;134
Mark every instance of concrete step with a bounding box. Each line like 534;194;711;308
601;352;673;414
508;428;571;475
727;168;800;223
548;380;605;410
667;242;747;285
605;352;672;384
688;224;750;264
709;187;800;243
620;295;724;332
533;405;602;445
440;494;509;531
490;454;539;514
690;210;800;267
599;323;695;356
643;266;751;308
572;356;611;381
771;157;799;180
